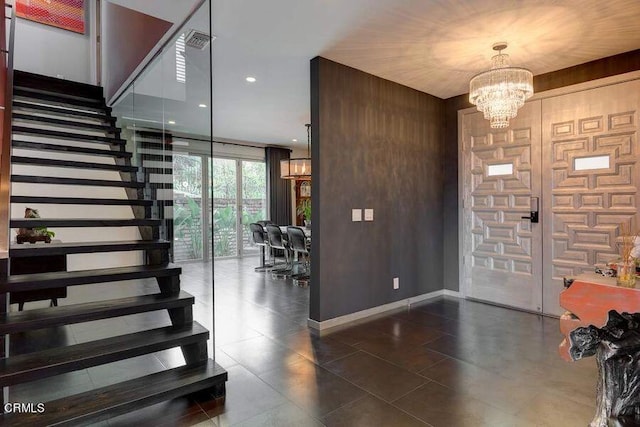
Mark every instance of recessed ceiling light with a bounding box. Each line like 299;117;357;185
168;120;176;125
246;76;256;83
198;103;207;108
292;139;298;142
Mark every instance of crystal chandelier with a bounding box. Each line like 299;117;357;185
469;43;533;129
281;124;311;180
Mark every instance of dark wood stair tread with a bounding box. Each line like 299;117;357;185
13;101;115;123
12;175;144;188
1;263;180;292
11;156;138;172
0;359;227;427
0;322;209;387
14;70;105;100
0;291;194;334
14;87;107;111
11;196;151;206
10;240;170;257
13;113;117;132
12;126;125;145
10;218;160;228
12;140;131;158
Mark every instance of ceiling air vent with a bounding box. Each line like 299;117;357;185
184;30;213;50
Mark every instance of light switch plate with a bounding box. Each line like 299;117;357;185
364;209;374;221
352;209;362;222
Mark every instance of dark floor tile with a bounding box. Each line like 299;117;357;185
221;335;305;375
9;326;76;355
260;358;367;418
199;364;286;426
322;394;427;427
356;334;449;373
420;357;539;415
8;369;94;402
246;310;307;340
391;309;461;335
393;381;534;427
88;354;167;387
275;330;358;365
232;402;324;427
324;351;426;402
515;389;595;426
323;323;390;347
70;317;139;343
106;396;207;427
365;315;447;345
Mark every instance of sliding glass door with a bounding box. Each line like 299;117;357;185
173;154;204;261
241;161;267;255
173;154;265;261
210;158;238;258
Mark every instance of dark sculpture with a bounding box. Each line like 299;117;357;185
567;311;640;426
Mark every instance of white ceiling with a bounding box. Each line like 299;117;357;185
114;0;640;149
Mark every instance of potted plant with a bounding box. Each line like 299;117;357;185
297;199;311;228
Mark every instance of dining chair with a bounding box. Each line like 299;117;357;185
287;226;310;286
249;223;273;272
265;224;294;278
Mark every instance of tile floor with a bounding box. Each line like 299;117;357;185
9;257;599;426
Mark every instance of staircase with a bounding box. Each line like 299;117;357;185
0;71;226;426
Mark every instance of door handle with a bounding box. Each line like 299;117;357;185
521;197;539;223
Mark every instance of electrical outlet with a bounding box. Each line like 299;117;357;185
393;277;399;289
352;209;362;222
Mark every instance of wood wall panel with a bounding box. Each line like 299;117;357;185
310;57;444;322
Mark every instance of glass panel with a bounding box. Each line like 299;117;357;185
173;154;203;261
241;161;267;255
487;163;513;176
574;155;610;171
210;158;237;258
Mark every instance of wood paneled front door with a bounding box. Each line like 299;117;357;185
461;76;640;315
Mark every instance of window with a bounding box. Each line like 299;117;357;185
574;155;609;171
487;163;513;176
176;34;186;83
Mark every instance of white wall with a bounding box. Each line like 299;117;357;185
13;1;95;84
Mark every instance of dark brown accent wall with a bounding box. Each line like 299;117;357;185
104;3;172;101
443;49;640;292
310;57;445;322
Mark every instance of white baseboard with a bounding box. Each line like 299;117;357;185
443;289;461;298
307;288;460;331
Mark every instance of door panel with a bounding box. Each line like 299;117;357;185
542;80;640;315
462;101;543;312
